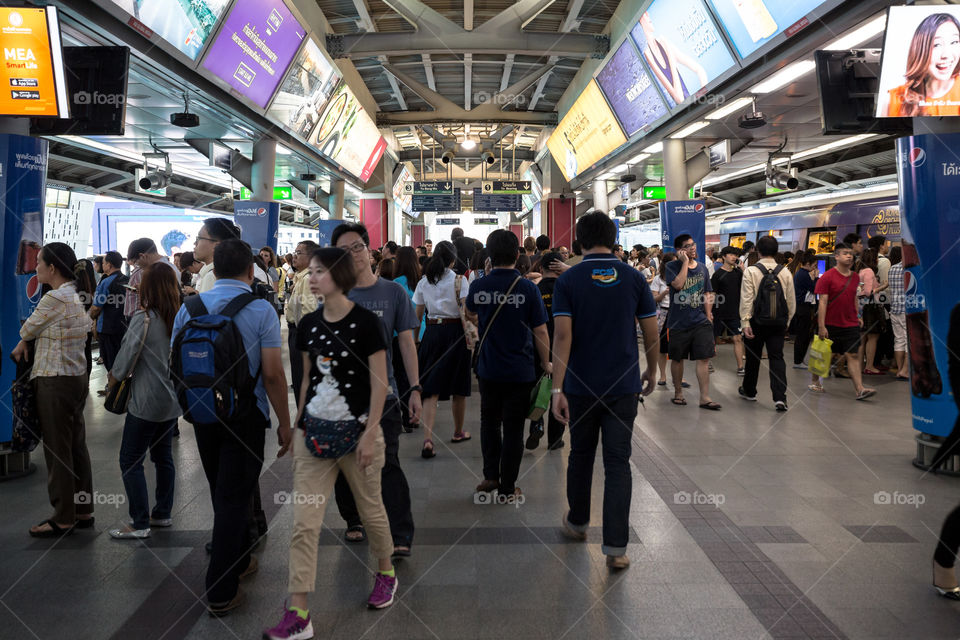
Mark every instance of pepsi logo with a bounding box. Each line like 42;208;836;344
256;207;266;216
908;147;926;168
694;203;705;213
26;274;41;303
904;271;917;297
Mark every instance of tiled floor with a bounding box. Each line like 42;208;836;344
2;337;960;639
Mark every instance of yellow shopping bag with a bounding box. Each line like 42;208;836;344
808;335;833;378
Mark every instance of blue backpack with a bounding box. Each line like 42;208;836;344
171;293;259;426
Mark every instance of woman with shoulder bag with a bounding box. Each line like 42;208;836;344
107;262;183;539
413;241;472;458
13;243;93;537
859;249;888;376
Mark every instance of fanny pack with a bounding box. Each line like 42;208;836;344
302;415;365;459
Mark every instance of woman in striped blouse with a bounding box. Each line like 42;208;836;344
12;243;94;537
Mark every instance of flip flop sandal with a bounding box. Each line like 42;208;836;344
392;546;412;558
344;525;366;543
856;389;876;401
681;382;691;389
657;381;667;386
451;432;472;443
671;397;687;406
421;439;436;459
29;519;74;538
699;402;722;411
808;384;825;393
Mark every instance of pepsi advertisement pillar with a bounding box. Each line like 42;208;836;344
0;134;47;449
659;200;706;261
234;201;280;253
896;133;960;468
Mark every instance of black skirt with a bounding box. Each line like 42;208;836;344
418;322;472;399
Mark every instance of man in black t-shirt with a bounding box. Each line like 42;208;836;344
710;246;745;375
451;227;476;275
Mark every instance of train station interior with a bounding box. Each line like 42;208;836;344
2;1;960;639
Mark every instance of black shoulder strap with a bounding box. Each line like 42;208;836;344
754;264;769;276
220;292;258;319
184;294;209;318
772;265;784;278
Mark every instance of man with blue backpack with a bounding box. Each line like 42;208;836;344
170;239;293;616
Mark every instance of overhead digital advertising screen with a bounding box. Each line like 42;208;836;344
706;0;828;59
307;81;386;182
103;0;229;61
596;39;669;137
0;7;70;117
876;6;960;118
629;0;736;108
267;38;342;139
202;0;306;109
546;80;627;182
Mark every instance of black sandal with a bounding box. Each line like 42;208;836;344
421;439;436;459
29;519;74;538
671;397;687;406
74;516;95;529
392;545;412;558
344;525;366;543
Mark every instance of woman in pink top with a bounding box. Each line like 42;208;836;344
859;249;888;375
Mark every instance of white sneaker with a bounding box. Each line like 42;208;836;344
775;401;788;412
150;518;173;528
110;527;151;539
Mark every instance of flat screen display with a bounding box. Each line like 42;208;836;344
629;0;736;108
307;81;386;182
103;0;229;61
0;7;70;117
546;80;627;182
267;38;341;139
706;0;828;59
876;6;960;118
596;39;669;137
202;0;306;109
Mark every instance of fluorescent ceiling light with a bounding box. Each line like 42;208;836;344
599;172;616;180
751;60;816;94
643;142;662;153
670;121;710;139
823;15;886;50
461;139;477;150
629;153;650;164
277;145;293;155
705;96;755;120
615;164;628;173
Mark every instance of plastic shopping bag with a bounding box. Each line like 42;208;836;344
528;375;552;420
807;336;833;378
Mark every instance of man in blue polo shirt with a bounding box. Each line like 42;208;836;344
466;229;551;501
89;250;127;387
171;239;293;616
552;212;659;570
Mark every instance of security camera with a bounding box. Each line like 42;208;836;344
440;135;457;165
479;137;495;165
767;168;798;190
480;149;495;165
139;170;171;190
441;150;456;165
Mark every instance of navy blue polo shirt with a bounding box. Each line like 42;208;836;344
466;268;548;383
553;254;657;397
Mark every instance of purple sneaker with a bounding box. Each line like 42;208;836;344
367;572;398;609
263;607;313;640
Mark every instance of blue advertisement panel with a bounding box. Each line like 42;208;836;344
234;201;280;252
896;134;960;437
706;0;827;60
0;134;47;444
660;200;706;264
596;39;669;137
629;0;736;108
315;219;343;247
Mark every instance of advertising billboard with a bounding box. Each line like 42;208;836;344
103;0;229;61
596;39;669;137
0;7;70;117
876;6;960;118
706;0;828;60
629;0;736;108
267;38;342;138
202;0;306;109
546;80;627;182
308;81;386;182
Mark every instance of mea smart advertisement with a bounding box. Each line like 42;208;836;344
308;81;386;182
596;39;669;137
202;0;306;109
104;0;229;60
629;0;735;108
876;6;960;118
546;80;627;182
267;38;342;138
706;0;827;60
0;7;70;117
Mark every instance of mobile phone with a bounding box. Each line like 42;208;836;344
123;284;138;291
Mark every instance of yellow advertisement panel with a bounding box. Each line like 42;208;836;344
0;7;67;117
547;80;627;182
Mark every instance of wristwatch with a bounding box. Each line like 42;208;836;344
409;385;423;393
551;388;563;395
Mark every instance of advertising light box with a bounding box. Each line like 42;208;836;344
876;6;960;118
706;0;828;60
267;38;341;138
596;39;669;137
629;0;736;108
547;80;627;182
202;0;306;109
308;81;386;182
103;0;229;61
0;7;70;117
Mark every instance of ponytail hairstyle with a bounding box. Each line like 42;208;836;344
424;240;457;285
73;258;97;308
40;242;79;282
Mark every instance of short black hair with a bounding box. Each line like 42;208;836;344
834;242;853;253
451;227;464;240
720;246;740;258
867;235;886;250
104;250;124;269
756;235;778;257
384;241;398;253
571;239;582;255
311;247;357;293
127;238;157;261
298;240;320;252
538;251;563;274
673;234;693;250
575;211;617;250
535;235;551;252
842;233;861;246
203;217;242;242
213;238;254;279
741;240;755;252
331;222;369;247
486;229;520;266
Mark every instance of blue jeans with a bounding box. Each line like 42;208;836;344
565;393;638;556
119;414;176;530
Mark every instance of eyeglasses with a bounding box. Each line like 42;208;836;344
196;235;215;243
338;241;367;254
681;242;696;249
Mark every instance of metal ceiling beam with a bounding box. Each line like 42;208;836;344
422;54;436;90
184;138;253;188
464;0;474;31
500;54;514;92
48;153;130;176
474;0;556;34
397;149;533;161
560;0;585;32
465;53;473;110
354;60;581;72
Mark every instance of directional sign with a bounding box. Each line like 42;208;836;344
412;188;461;212
239;186;294;201
481;180;532;195
403;181;454;195
473;188;521;212
641;186;695;200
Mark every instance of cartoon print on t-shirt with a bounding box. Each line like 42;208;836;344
305;354;367;423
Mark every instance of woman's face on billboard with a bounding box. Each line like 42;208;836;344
928;21;960;82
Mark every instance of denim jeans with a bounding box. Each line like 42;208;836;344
565;393;638;556
118;413;177;530
479;378;535;493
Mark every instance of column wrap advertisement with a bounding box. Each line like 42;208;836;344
659;200;706;263
234;201;280;253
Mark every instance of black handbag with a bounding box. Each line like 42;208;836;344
11;342;40;453
104;315;150;415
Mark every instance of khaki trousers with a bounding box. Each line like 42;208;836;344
36;375;92;523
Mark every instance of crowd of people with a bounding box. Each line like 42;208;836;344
15;211;921;639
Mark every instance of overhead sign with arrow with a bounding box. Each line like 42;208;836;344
481;180;531;195
403;181;455;195
412;188;461;212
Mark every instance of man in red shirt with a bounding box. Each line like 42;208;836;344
810;243;876;400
